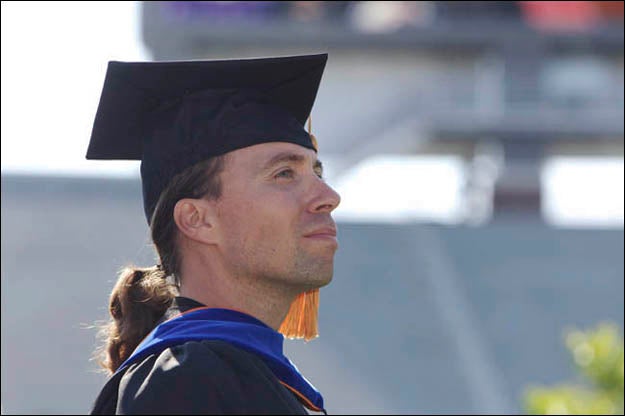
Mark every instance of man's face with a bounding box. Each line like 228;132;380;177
214;142;341;290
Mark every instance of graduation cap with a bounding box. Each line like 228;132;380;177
87;53;328;223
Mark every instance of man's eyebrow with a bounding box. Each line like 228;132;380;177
261;152;324;175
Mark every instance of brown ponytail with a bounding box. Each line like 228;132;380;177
98;266;176;373
94;155;227;374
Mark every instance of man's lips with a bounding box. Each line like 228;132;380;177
303;227;338;248
303;227;337;238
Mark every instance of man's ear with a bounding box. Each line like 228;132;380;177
173;198;218;244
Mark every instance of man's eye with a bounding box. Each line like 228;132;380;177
275;169;294;179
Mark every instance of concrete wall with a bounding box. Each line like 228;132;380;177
2;175;622;414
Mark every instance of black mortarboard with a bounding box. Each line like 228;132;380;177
86;53;328;223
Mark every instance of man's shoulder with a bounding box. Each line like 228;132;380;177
90;340;261;414
115;340;306;414
126;339;272;381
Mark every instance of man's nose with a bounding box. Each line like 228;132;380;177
309;179;341;214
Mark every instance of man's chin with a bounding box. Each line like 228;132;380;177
292;252;335;287
305;267;334;290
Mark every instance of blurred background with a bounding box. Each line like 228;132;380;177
1;1;623;414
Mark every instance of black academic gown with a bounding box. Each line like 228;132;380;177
90;298;316;415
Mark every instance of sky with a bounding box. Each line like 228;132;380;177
1;1;148;177
1;2;623;228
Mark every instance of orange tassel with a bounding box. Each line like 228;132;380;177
278;289;319;341
278;116;321;341
309;133;318;151
308;116;318;151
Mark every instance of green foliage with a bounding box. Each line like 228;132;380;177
523;322;624;415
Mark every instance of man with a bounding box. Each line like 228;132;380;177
87;53;340;414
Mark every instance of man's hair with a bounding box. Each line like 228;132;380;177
94;155;227;374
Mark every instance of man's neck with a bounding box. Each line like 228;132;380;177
178;264;298;331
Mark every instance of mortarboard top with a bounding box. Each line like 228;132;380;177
87;53;328;223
